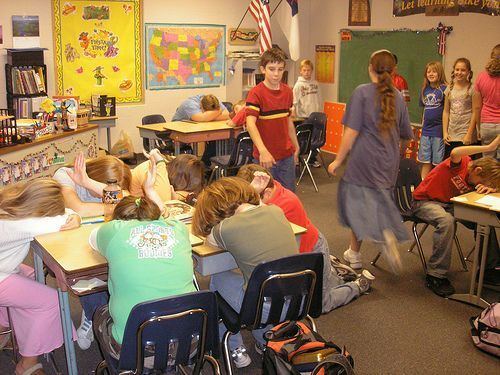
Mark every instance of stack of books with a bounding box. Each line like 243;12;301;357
10;66;46;94
164;200;194;223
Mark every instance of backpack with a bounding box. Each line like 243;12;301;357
263;320;355;375
469;302;500;357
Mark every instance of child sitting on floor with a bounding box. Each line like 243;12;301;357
412;137;500;297
237;164;374;314
91;157;195;362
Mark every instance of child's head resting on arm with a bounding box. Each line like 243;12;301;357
467;157;500;192
84;155;132;191
0;178;65;219
192;177;260;236
167;154;204;197
112;196;161;221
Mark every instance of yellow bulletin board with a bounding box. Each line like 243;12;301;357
53;0;143;103
315;45;335;84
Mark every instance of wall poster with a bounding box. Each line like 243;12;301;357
315;45;335;83
145;23;226;90
53;0;143;103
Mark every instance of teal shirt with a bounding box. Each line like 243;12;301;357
96;219;196;344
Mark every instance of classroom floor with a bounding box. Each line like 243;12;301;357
2;153;499;374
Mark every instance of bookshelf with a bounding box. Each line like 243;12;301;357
5;48;48;119
226;57;295;104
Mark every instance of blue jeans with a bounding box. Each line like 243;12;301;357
255;155;296;192
209;270;269;351
80;291;109;321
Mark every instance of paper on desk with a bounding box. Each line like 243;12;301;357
72;278;107;292
475;195;500;210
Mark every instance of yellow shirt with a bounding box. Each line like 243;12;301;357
130;160;172;201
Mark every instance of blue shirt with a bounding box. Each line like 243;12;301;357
420;84;446;137
342;83;413;189
172;95;227;121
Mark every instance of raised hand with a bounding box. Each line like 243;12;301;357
67;151;89;187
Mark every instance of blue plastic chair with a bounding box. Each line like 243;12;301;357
95;291;220;375
216;253;324;375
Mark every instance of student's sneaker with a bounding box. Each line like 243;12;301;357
330;255;358;281
255;341;266;355
343;248;363;270
426;275;456;297
76;311;94;350
355;270;376;294
308;160;321;168
382;229;403;274
231;346;251;368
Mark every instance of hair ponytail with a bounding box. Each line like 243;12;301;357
112;196;161;221
485;44;500;77
370;50;396;136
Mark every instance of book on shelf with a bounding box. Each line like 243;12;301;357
10;66;46;95
164;200;194;223
12;96;48;118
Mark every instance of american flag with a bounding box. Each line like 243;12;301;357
248;0;272;54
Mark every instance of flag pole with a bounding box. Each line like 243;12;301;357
231;7;250;40
270;0;284;17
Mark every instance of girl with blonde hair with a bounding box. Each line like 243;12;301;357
0;178;80;375
328;50;413;273
192;177;297;368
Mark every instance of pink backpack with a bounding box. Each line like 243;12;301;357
470;302;500;357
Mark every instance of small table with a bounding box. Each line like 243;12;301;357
31;220;305;374
137;120;239;156
450;192;500;308
89;116;117;152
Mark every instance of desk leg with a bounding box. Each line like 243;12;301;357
174;141;180;155
33;250;45;284
449;224;490;309
58;289;78;375
149;138;155;152
106;128;112;152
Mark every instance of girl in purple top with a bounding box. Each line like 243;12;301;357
328;50;413;274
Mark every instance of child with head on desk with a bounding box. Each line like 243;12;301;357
246;47;300;192
412;137;500;297
129;149;204;203
0;178;80;375
172;94;230;167
90;157;196;362
237;164;375;313
192;176;298;369
54;152;131;350
226;99;247;128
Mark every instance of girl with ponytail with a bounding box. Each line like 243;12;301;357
0;178;80;375
328;50;413;274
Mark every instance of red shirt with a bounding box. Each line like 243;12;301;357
246;82;295;161
413;156;473;203
231;106;247;127
393;74;410;103
268;181;319;253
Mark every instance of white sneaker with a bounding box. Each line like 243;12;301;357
330;255;358;281
76;311;94;350
343;248;363;270
383;229;402;274
231;345;251;368
355;270;375;294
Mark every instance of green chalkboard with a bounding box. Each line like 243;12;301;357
339;30;442;123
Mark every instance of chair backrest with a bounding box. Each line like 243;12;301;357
142;114;166;125
118;291;219;374
227;131;254;168
394;158;422;214
295;123;313;157
221;101;233;113
239;253;324;330
307;112;327;150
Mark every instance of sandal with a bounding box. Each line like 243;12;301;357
17;363;45;375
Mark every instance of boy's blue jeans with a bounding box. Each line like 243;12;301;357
255;155;296;192
80;291;109;321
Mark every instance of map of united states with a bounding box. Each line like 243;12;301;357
147;27;224;89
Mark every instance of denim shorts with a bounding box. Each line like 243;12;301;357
418;135;444;165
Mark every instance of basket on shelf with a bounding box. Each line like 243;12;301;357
77;108;91;126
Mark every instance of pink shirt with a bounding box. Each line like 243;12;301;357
475;71;500;123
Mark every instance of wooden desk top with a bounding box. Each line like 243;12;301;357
0;124;99;156
451;192;500;212
137;121;234;134
34;221;306;273
90;116;118;121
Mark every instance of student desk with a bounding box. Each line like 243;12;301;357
30;221;305;374
137;120;240;156
450;191;500;308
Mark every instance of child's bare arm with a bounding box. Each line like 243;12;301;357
450;136;500;163
442;95;450;144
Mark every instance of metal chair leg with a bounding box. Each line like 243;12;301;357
208;166;218;184
222;330;234;375
464;245;475;262
370;251;382;266
453;235;468;271
412;223;428;273
302;157;319;192
95;360;108;375
296;154;310;186
305;315;317;332
204;354;222;375
408;224;429;253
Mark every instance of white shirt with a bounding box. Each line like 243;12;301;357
0;209;75;282
293;76;322;118
53;167;101;203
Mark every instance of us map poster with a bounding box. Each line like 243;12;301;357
53;0;142;103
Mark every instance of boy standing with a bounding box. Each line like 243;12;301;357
412;138;500;297
246;48;300;192
293;59;323;167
